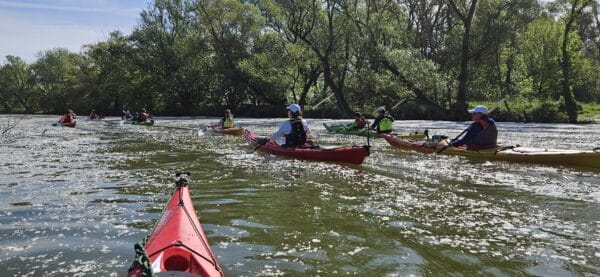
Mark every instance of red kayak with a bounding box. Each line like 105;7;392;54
211;125;243;136
62;121;76;127
127;173;224;277
244;129;369;165
53;121;76;127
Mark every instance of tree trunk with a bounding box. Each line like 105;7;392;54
322;60;353;117
299;66;320;107
560;1;588;123
448;0;478;120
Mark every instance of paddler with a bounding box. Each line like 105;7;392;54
122;106;132;120
219;109;235;129
89;109;98;120
137;108;149;122
370;107;394;133
344;112;368;130
269;104;311;147
449;105;498;149
59;110;74;123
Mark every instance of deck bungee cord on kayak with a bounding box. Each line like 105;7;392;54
127;172;223;277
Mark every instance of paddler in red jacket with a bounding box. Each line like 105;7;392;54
343;112;368;130
137;108;149;122
59;110;74;123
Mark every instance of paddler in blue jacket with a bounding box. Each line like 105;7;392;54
450;105;498;149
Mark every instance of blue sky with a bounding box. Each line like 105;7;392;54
0;0;149;62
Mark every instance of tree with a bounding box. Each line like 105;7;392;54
559;0;592;122
0;56;36;112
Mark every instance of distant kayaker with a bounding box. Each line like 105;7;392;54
270;104;311;147
345;112;368;130
219;109;235;129
89;109;98;120
370;107;394;133
450;105;498;149
137;108;149;122
122;106;132;120
59;110;74;123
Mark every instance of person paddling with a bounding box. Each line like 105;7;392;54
269;104;311;147
449;105;498;149
89;109;98;120
219;109;235;129
122;106;132;120
59;110;74;123
137;108;149;122
344;112;368;130
370;107;394;133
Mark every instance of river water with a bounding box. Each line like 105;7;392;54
0;115;598;276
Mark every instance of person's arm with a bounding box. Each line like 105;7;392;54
370;117;381;129
304;120;311;138
270;122;290;140
451;123;483;146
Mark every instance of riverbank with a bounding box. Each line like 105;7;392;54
2;101;600;123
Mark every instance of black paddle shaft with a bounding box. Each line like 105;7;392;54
253;138;270;151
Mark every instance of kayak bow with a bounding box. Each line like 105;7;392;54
127;173;223;277
244;129;369;165
380;133;600;168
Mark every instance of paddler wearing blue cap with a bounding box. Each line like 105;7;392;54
450;105;498;149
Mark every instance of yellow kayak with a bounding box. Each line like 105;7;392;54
380;133;600;168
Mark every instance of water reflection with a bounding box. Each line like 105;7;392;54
0;115;598;275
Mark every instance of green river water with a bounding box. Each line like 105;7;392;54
0;115;599;276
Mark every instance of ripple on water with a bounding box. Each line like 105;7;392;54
0;116;599;275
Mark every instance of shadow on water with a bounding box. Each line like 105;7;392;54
0;115;598;275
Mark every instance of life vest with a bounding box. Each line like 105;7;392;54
377;116;394;133
222;117;234;129
138;113;148;122
284;119;307;147
356;117;367;128
469;118;498;146
61;114;72;123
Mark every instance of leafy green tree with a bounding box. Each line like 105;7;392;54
0;56;36;112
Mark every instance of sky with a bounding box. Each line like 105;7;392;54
0;0;149;62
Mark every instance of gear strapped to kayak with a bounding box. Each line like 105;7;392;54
127;172;223;277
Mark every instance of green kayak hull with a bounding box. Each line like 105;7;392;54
323;123;427;139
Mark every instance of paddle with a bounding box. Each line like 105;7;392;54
365;124;371;151
436;98;507;154
253;137;270;151
312;94;335;110
197;125;211;136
